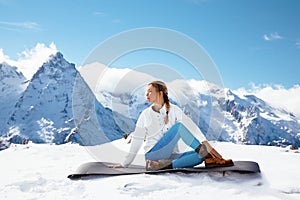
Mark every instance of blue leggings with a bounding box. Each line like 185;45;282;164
145;122;204;168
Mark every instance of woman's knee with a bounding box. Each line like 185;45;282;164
168;122;184;133
174;122;184;129
174;122;189;132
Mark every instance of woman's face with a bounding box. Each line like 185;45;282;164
146;84;161;103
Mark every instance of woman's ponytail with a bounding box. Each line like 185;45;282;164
163;93;170;124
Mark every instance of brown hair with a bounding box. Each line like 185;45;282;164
149;81;170;124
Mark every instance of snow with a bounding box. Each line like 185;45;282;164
1;141;299;200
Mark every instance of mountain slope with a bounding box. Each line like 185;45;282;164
223;90;300;146
4;53;134;145
0;63;27;133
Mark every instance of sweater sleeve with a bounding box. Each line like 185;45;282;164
121;127;145;167
121;110;147;167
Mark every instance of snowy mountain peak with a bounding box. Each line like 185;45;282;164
5;52;79;143
46;52;68;69
0;62;25;81
3;52;134;145
31;52;75;82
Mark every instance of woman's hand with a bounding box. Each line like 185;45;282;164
202;141;222;159
108;164;124;168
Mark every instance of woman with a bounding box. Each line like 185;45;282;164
110;81;233;170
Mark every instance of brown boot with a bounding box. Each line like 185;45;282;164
146;160;173;171
204;157;234;168
195;144;234;168
195;144;211;159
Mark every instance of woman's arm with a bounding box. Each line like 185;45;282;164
121;127;144;167
110;109;148;168
109;127;145;168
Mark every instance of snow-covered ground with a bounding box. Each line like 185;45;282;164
0;140;299;200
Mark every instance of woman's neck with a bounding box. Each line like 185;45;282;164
152;102;164;112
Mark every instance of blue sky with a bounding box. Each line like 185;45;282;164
0;0;299;90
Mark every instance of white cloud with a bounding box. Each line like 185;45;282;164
79;62;156;95
0;48;10;61
234;83;300;118
93;11;106;16
296;41;300;48
0;43;57;79
263;32;283;41
0;21;41;31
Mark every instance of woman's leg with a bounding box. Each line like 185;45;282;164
145;123;181;161
175;122;201;149
172;151;203;168
145;122;201;161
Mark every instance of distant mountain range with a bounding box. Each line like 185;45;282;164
97;78;300;147
0;52;299;149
